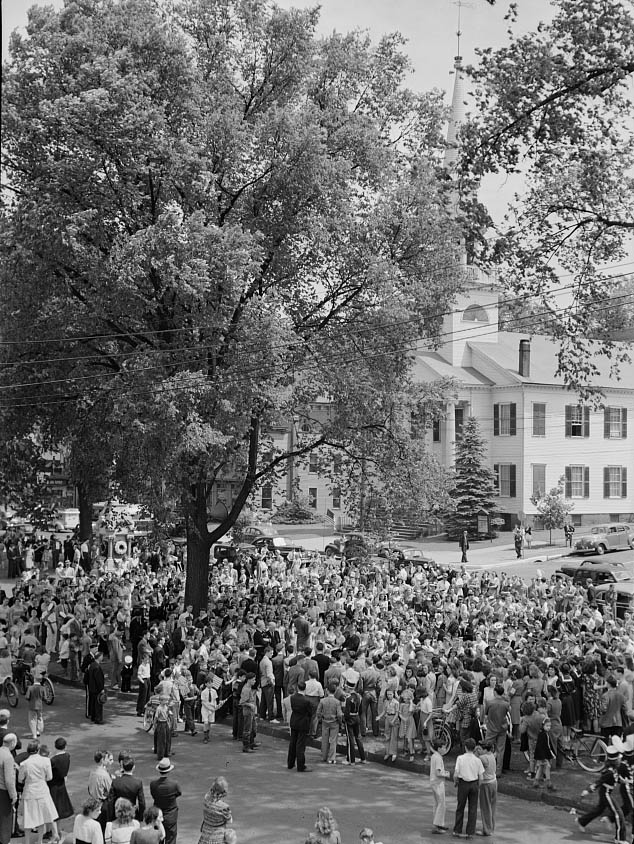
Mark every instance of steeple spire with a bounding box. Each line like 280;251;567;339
444;0;471;169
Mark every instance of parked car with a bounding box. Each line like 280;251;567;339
377;542;435;565
324;532;371;558
251;535;303;558
241;525;279;541
557;561;632;586
210;542;256;564
595;582;634;619
573;523;634;555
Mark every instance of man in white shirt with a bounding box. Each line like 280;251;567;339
452;738;484;839
258;646;276;722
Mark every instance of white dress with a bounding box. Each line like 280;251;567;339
19;754;59;828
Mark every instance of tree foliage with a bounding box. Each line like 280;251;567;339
530;475;574;543
444;416;498;540
461;0;634;398
1;0;465;610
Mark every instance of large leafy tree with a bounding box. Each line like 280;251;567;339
461;0;634;398
1;0;464;611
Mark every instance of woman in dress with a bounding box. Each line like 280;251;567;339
505;665;526;741
73;797;104;844
105;798;140;844
559;662;578;748
18;741;60;844
48;737;74;823
197;777;233;844
379;688;400;762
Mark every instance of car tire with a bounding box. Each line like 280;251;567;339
325;548;334;558
596;544;606;555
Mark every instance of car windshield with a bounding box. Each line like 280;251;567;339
614;571;632;582
273;537;290;545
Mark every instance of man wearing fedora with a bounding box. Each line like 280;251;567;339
150;758;181;844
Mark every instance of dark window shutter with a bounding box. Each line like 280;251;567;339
583;467;590;498
565;405;571;437
565;466;571;498
583;407;590;438
604;467;610;498
604;408;611;439
509;403;517;436
509;464;516;498
493;404;499;436
622;409;628;439
623;467;628;498
493;464;499;491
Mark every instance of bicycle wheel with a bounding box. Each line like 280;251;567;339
576;737;607;772
436;724;452;756
4;680;18;708
24;672;34;692
143;707;154;732
42;678;55;705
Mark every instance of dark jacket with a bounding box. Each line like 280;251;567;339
289;693;313;733
150;776;181;813
108;772;145;820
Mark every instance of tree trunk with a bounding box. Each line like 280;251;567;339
77;483;93;541
184;483;212;616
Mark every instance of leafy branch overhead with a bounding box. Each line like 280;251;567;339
461;0;634;397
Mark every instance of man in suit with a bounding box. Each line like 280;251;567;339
150;758;181;844
287;680;313;772
108;756;145;821
85;651;105;724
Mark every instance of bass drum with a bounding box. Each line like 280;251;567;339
114;540;128;556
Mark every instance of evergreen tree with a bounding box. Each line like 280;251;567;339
445;417;497;540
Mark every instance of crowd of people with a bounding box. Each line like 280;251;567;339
3;523;634;841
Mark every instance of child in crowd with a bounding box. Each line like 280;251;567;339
533;718;557;791
200;676;218;744
25;674;45;739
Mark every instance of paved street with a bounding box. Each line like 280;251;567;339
9;683;609;844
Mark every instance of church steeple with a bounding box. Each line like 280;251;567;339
444;54;466;170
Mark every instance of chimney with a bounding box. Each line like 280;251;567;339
519;339;531;377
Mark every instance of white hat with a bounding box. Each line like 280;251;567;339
156;757;174;773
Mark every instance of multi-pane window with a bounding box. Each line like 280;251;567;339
604;407;628;439
261;483;273;510
308;488;317;509
565;465;590;498
532;464;546;498
603;467;628;498
532;403;546;437
332;487;341;509
565;405;590;438
309;453;319;473
493;463;516;498
432;419;441;442
493;403;516;436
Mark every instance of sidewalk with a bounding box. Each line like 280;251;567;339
50;660;591;812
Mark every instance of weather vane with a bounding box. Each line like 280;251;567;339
453;0;474;57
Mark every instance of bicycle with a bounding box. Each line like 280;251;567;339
12;661;55;705
142;695;177;733
561;728;608;772
430;707;455;756
0;676;19;708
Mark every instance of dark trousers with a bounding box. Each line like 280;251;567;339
88;692;103;724
274;685;283;719
242;707;256;748
454;779;479;836
162;808;178;844
183;700;196;733
136;679;150;716
259;685;274;720
360;691;378;736
287;729;308;771
232;701;243;739
578;788;626;840
344;722;366;763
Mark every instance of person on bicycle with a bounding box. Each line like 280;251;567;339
577;744;627;843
